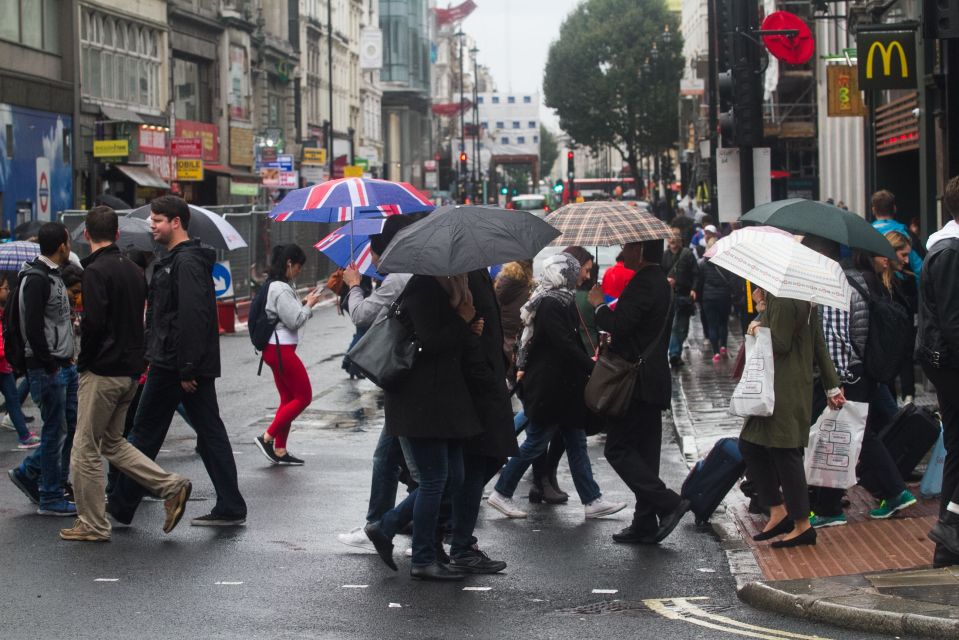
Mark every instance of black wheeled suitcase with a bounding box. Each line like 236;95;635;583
879;404;941;478
681;437;747;525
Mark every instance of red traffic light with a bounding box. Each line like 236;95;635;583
567;151;574;160
459;152;468;163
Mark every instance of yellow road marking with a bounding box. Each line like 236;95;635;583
642;598;831;640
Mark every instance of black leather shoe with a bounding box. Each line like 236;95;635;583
753;517;795;541
929;513;959;556
612;525;657;544
364;522;397;571
410;561;464;581
449;549;507;574
771;526;817;548
933;543;959;568
655;499;691;542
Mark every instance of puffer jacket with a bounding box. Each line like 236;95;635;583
844;267;870;370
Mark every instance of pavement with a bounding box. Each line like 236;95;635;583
0;304;896;640
670;315;959;639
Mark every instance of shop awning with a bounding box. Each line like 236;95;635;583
115;164;170;189
100;106;143;124
205;164;260;181
137;112;168;127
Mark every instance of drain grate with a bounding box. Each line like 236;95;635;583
560;600;645;615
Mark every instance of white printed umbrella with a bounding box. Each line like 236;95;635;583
705;226;851;311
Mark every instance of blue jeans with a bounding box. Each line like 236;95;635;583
18;367;67;507
451;455;501;557
703;298;731;355
379;437;463;567
668;302;694;359
0;372;29;440
60;364;78;482
495;420;601;505
366;429;405;523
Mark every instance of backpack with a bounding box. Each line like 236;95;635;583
847;277;912;383
247;279;282;375
2;267;43;376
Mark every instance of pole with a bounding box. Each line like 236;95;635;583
327;0;334;180
458;32;465;203
706;0;719;211
471;47;479;201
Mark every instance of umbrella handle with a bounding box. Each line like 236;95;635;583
746;280;754;314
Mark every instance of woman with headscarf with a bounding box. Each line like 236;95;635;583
363;272;482;581
487;253;626;520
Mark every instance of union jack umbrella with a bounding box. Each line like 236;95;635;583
270;177;434;222
314;218;389;280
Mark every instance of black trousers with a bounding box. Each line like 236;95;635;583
739;439;809;521
603;398;680;535
922;363;959;565
109;367;247;521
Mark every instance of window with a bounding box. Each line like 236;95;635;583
174;57;212;122
528;121;536;128
500;136;509;144
0;0;60;54
481;120;488;129
533;136;539;143
517;136;525;144
507;96;515;104
491;95;499;104
512;121;520;129
80;9;161;109
523;96;531;104
477;96;483;104
495;121;504;129
5;124;12;158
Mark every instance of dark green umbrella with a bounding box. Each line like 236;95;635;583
377;204;560;276
740;198;897;260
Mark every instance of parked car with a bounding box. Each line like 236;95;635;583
508;194;549;217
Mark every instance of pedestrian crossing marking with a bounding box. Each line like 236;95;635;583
94;578;119;582
342;585;368;588
643;598;830;640
462;587;491;591
215;581;244;585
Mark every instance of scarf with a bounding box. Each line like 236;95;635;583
515;252;580;371
435;274;473;309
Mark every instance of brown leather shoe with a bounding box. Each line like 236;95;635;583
163;481;192;534
60;519;109;542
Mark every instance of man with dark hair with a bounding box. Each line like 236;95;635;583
872;189;923;282
7;222;76;516
918;175;959;568
661;226;698;367
108;196;246;527
60;207;192;542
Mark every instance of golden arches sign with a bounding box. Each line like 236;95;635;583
857;29;916;90
865;41;908;79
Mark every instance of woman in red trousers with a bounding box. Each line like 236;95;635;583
254;244;321;465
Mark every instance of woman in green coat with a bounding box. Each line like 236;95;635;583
739;289;845;548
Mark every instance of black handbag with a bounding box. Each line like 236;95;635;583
344;290;420;391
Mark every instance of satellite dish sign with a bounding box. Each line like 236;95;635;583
761;12;814;65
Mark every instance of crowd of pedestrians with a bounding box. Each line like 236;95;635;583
4;177;959;579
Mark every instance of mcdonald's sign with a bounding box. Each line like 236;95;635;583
857;29;916;90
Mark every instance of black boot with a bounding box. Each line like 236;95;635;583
547;472;570;503
528;476;545;503
929;512;959;557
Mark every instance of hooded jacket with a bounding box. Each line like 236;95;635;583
145;239;220;379
917;220;959;369
19;258;74;371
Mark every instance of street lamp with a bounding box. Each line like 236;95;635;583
455;29;466;202
469;45;479;200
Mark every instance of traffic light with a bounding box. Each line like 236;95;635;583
459;152;468;166
923;0;959;38
500;185;508;195
718;69;735;145
553;179;563;193
729;0;763;148
566;151;575;177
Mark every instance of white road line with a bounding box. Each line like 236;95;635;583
94;578;119;582
672;598;829;640
341;585;369;589
643;598;830;640
592;589;618;594
462;587;491;591
388;603;402;608
215;581;244;585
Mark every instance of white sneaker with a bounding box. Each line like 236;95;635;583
0;415;14;431
487;490;528;518
405;547;412;557
336;526;376;552
903;395;914;406
584;497;627;519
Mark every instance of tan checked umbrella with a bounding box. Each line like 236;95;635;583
544;201;673;246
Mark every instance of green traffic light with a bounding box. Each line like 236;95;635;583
553;183;563;193
500;187;508;195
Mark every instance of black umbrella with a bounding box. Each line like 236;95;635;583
377;205;560;276
71;216;156;252
740;198;897;260
94;194;132;211
128;204;247;251
14;220;43;241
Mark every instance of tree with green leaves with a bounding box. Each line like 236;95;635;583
539;124;559;179
543;0;683;188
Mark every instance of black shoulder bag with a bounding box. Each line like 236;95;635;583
344;287;421;391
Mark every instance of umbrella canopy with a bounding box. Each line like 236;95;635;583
707;226;851;311
0;241;39;271
14;220;43;241
740;198;897;260
314;218;388;280
128;204;247;251
377;205;560;276
94;194;132;210
270;178;434;222
71;216;156;252
544;201;672;246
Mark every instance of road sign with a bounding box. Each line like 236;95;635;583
93;140;129;158
212;261;233;299
36;158;50;220
343;165;363;178
857;28;916;90
172;138;202;158
301;165;326;184
176;158;204;181
302;148;327;165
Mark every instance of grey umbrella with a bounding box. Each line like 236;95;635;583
377;205;561;276
72;216;156;252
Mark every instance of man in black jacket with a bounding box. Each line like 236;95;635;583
108;196;246;527
60;207;192;542
661;227;698;366
919;175;959;567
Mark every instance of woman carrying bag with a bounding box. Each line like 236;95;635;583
254;244;321;466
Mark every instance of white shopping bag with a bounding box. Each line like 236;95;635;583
728;327;775;417
804;401;869;489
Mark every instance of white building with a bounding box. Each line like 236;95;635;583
358;0;383;176
477;91;540;158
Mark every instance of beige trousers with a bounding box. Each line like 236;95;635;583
71;371;186;537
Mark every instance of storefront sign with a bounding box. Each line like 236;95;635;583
172;137;202;158
278;171;299;189
300;166;326;184
228;46;250;120
230;180;259;196
94;140;129;158
176;158;204;181
355;157;369;172
138;129;168;155
827;65;866;117
260;168;279;187
229;127;254;168
302;147;327;165
175;120;219;162
257;153;294;171
343;165;363;178
857;28;916;90
144;154;176;182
